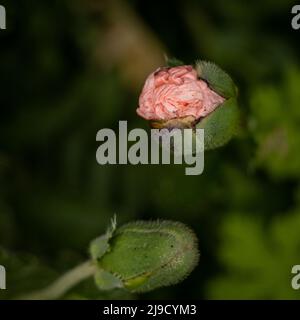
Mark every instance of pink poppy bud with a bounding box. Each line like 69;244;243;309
137;65;225;123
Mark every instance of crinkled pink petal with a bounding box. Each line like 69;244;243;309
137;65;225;121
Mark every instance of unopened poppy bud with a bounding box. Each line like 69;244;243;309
90;219;199;293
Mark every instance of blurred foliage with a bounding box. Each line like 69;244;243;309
207;211;300;299
250;67;300;178
0;0;300;299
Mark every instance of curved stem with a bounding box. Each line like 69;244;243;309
19;260;96;300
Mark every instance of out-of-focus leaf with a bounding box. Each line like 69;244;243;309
206;211;300;299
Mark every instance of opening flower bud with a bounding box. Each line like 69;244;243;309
136;59;239;150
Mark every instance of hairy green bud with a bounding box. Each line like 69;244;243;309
90;219;199;293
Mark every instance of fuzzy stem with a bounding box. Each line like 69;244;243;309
19;260;96;300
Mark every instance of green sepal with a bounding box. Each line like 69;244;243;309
195;98;239;150
94;269;123;291
195;60;237;99
165;56;185;67
89;215;117;261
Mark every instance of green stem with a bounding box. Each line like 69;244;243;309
19;260;96;300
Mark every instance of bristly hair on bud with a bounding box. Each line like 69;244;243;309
195;60;237;99
90;220;200;293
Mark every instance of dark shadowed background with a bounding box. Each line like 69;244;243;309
1;0;300;299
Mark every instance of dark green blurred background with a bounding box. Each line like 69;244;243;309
1;0;300;299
